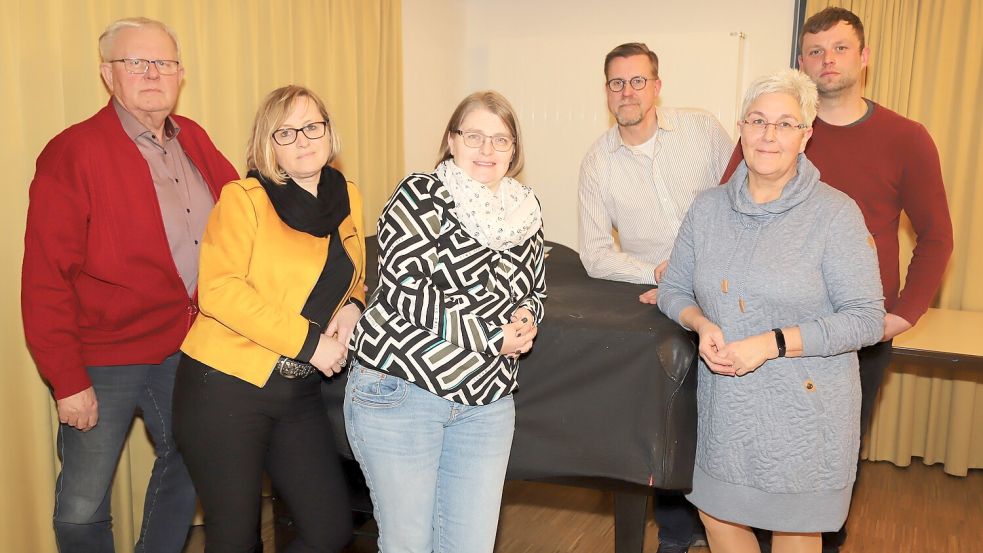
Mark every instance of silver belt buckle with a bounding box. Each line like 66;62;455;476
275;356;316;379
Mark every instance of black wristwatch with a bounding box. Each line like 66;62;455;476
772;328;786;358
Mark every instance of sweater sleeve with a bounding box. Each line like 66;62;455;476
21;143;93;400
376;175;505;355
798;200;886;357
657;196;702;327
195;182;311;358
892;124;953;325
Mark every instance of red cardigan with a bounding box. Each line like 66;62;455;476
22;100;239;399
721;102;953;326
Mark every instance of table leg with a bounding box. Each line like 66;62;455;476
614;490;649;553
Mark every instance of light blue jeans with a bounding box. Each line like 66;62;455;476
344;365;515;553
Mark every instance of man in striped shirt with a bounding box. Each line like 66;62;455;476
576;42;733;553
578;42;733;306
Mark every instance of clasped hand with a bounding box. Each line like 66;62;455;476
694;321;773;377
311;303;363;376
500;307;537;359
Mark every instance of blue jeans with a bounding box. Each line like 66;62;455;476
344;365;515;553
53;352;196;553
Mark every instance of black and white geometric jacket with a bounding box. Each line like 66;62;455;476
350;172;546;406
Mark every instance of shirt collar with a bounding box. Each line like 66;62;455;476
112;97;180;144
606;106;675;153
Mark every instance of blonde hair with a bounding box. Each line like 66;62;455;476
740;69;819;126
98;17;181;62
246;86;341;185
436;91;524;178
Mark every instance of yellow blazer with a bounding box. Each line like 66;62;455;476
181;177;366;387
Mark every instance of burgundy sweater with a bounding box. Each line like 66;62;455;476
722;102;953;326
22;100;239;399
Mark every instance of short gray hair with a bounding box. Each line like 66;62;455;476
740;69;818;126
98;17;181;62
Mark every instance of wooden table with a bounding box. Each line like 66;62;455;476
892;308;983;369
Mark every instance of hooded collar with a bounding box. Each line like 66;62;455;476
725;153;820;222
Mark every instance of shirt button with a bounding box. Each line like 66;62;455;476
194;240;199;245
804;380;816;392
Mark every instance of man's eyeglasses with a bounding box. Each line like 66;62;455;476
452;130;515;152
606;76;652;93
740;118;810;134
272;121;329;146
110;58;181;75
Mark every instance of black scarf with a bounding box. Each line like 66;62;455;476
249;166;351;237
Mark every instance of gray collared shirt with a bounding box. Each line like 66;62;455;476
113;99;215;295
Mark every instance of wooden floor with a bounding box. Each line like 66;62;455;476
184;460;983;553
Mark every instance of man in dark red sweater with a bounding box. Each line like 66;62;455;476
21;17;237;553
721;8;953;552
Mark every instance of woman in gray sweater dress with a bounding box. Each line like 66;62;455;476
657;69;884;553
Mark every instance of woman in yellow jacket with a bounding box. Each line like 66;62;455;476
173;85;365;553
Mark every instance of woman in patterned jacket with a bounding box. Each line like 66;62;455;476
346;91;546;552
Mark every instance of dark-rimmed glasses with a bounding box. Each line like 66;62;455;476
272;121;329;146
606;76;652;93
110;58;181;75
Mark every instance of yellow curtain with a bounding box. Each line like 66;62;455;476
0;1;403;551
805;0;983;475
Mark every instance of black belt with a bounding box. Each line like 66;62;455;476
274;356;318;379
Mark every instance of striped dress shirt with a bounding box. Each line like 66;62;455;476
578;107;733;284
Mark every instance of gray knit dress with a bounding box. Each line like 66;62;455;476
658;154;885;532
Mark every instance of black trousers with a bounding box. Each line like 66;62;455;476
173;355;352;553
654;491;701;547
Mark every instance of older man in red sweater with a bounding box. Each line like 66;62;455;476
721;8;953;553
21;17;238;553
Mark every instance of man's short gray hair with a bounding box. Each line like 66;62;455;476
98;17;181;62
740;69;819;126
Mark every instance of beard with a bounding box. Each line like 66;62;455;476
814;71;860;98
615;103;644;126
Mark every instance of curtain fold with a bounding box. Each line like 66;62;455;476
2;2;403;551
806;0;982;475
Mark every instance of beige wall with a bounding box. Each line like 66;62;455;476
402;0;796;248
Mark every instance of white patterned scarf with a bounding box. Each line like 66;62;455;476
436;160;543;251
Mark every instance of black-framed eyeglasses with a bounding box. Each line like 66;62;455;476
452;130;515;152
606;75;652;93
110;58;181;75
740;118;810;134
272;121;329;146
